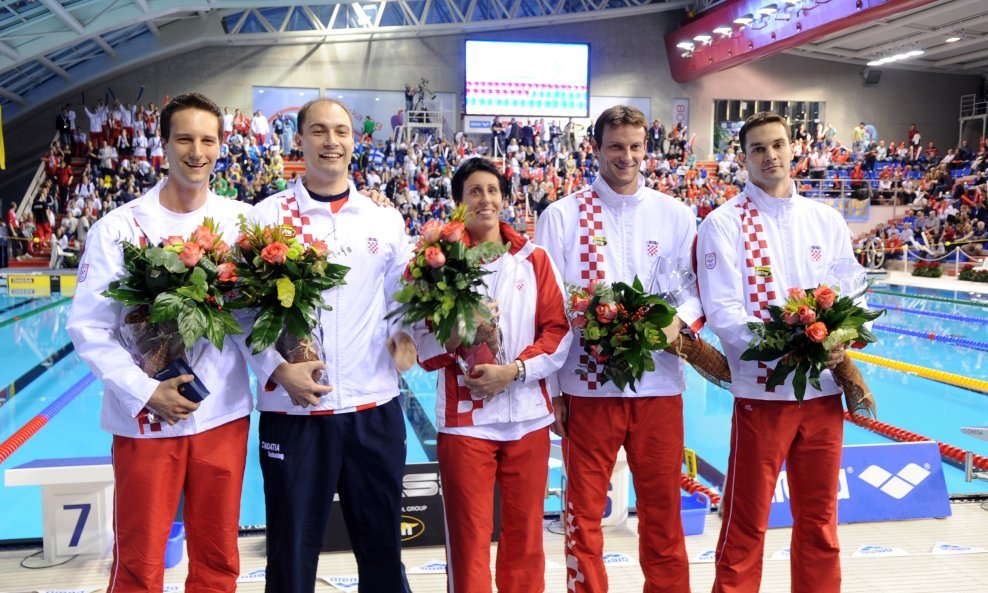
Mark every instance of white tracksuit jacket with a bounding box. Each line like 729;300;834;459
696;181;860;401
67;181;254;437
535;175;704;398
243;177;411;414
414;222;572;437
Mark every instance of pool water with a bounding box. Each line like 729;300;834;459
0;283;986;541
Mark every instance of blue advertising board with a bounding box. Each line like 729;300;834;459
768;442;951;528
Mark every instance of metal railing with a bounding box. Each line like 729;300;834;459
17;133;59;219
794;176;871;221
960;94;988;118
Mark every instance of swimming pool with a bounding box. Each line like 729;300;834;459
1;282;986;542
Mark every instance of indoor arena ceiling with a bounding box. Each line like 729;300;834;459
0;0;986;126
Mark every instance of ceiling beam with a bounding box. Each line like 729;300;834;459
38;0;117;55
37;56;70;79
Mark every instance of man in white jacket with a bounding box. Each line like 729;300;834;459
535;105;703;593
242;97;414;593
67;93;253;593
696;111;855;593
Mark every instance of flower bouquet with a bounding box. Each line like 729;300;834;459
230;216;350;382
912;260;943;278
740;260;883;416
102;219;243;401
566;276;677;392
390;206;507;375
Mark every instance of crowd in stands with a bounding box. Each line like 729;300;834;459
5;101;988;270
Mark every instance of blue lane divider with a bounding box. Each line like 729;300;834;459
873;323;988;351
871;303;988;325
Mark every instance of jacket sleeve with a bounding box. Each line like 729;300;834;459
410;320;455;372
66;217;159;418
670;205;704;332
695;213;761;355
517;248;573;382
385;212;414;337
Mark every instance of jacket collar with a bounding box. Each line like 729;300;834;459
292;176;366;212
130;179;216;244
744;180;798;216
592;174;646;209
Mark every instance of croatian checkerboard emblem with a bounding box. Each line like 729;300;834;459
810;245;822;262
646;240;659;257
367;237;379;255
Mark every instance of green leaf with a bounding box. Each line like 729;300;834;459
149;292;184;323
791;360;810;403
177;303;208;350
249;307;286;353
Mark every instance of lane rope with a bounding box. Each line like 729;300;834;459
847;350;988;394
870;304;988;325
844;411;988;472
872;323;988;351
0;297;72;330
0;373;96;465
867;288;988;309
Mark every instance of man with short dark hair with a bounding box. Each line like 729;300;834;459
697;111;861;593
67;92;253;593
243;97;415;593
536;104;703;593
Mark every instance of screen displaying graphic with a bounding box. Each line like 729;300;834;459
464;40;589;118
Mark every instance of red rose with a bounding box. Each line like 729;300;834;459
216;262;238;283
310;240;329;257
236;233;252;251
797;305;816;324
787;287;806;301
192;225;216;251
570;293;591;313
421;219;443;243
261;242;289;264
783;310;799;325
178;242;203;267
440;221;465;243
813;286;837;310
595;302;618;323
424;245;446;268
806;321;829;343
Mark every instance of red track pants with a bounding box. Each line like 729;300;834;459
713;395;844;593
562;395;690;593
438;426;550;593
108;416;249;593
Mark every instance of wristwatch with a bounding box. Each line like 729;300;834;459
513;359;526;382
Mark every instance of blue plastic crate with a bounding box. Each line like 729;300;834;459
681;492;710;536
165;522;185;568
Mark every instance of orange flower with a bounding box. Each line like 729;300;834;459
178;242;203;267
806;321;829;343
813;286;837;310
216;262;238;283
261;242;289;265
423;245;446;268
797;305;816;324
191;225;216;251
310;240;329;257
421;219;443;243
440;221;466;243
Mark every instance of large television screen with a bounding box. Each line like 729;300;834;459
464;40;589;118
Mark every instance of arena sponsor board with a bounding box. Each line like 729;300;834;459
7;274;51;297
768;442;951;528
322;462;501;551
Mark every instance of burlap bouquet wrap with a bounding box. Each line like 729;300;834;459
120;305;185;377
664;334;732;389
831;357;877;417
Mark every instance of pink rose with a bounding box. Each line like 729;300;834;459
797;305;816;324
806;321;829;343
787;287;806;301
571;315;589;329
813;286;837;310
423;245;446;268
587;279;599;295
783;310;799;325
595;302;618;324
164;235;184;247
570;293;591;313
421;219;443;243
178;242;203;267
440;221;466;244
216;262;238;283
212;241;231;261
261;242;289;265
402;264;414;283
236;233;252;251
590;344;610;362
191;225;216;250
310;240;329;257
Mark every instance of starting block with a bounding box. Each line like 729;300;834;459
4;456;114;561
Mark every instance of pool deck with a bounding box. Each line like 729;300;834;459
1;500;986;592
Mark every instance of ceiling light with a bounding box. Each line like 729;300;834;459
694;34;713;44
713;25;733;36
945;36;961;43
758;4;779;16
866;60;882;66
677;41;696;51
733;14;754;25
905;49;925;57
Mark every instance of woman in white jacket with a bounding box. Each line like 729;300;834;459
415;157;572;593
